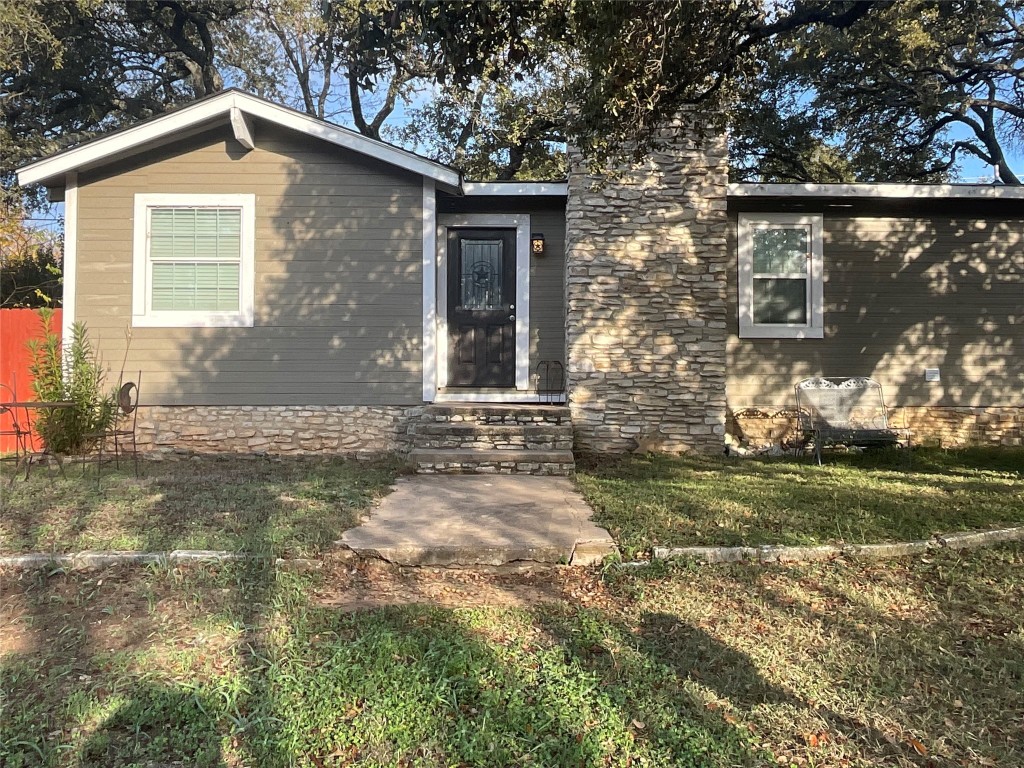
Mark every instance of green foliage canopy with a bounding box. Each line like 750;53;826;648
3;1;1021;190
731;0;1024;183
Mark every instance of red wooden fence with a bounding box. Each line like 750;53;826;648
1;309;62;452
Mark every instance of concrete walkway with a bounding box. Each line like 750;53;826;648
339;475;617;566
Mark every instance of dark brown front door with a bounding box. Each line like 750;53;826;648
447;228;516;387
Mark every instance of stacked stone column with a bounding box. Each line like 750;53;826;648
564;116;729;453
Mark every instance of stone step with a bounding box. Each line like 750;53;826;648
408;448;575;476
410;422;573;451
420;403;571;426
412;436;574;451
412;422;572;437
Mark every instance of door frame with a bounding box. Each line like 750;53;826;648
434;213;531;394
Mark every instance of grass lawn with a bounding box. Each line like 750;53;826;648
2;546;1022;767
575;447;1024;556
0;457;401;558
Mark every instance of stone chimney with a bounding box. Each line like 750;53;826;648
564;116;729;453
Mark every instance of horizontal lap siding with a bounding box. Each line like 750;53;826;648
727;212;1024;409
528;209;568;374
76;123;423;407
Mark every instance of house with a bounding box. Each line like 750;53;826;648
16;91;1023;471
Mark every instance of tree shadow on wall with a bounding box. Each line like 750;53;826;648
729;201;1024;419
105;123;425;428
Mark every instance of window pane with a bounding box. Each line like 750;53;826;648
752;227;808;274
150;208;241;261
460;239;503;309
149;206;242;314
753;278;807;324
152;262;240;312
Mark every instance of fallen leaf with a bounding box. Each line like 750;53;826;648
908;736;928;756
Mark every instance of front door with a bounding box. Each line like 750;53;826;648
447;228;516;387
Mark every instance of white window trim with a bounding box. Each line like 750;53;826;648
435;213;531;394
738;213;824;339
132;193;256;328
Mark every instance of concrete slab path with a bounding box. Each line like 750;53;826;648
339;475;617;566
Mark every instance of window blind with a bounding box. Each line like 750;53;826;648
149;208;242;312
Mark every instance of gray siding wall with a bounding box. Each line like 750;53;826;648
437;196;568;379
727;210;1024;409
76;122;425;406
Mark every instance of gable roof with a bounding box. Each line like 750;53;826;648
16;89;462;188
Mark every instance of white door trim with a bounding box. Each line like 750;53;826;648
435;213;531;396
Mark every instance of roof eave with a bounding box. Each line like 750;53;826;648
462;181;568;196
16;90;461;189
728;182;1024;200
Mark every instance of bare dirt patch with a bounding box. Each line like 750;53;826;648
314;556;617;611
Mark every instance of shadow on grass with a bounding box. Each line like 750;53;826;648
0;550;292;766
259;604;767;766
0;455;400;557
0;566;230;767
78;683;227;767
575;447;1024;551
638;553;1024;765
3;544;1021;766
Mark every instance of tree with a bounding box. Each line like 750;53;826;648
218;0;425;134
728;46;950;183
2;1;246;209
395;62;567;180
732;0;1024;183
0;202;61;308
359;0;880;162
17;1;1020;189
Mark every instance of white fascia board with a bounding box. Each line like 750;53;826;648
18;94;236;186
728;182;1024;200
17;91;461;188
462;181;568;196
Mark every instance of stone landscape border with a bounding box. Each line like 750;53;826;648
0;550;320;571
1;526;1021;571
651;526;1024;564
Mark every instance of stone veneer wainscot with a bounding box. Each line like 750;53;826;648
135;406;420;457
729;406;1024;449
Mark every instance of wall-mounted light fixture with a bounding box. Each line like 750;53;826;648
531;233;545;256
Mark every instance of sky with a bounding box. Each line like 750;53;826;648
947;124;1022;183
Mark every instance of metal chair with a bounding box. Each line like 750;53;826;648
795;376;911;465
1;382;31;482
88;373;141;477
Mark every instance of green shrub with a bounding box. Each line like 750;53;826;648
26;308;115;455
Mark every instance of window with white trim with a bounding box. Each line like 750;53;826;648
738;213;823;339
132;194;255;327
